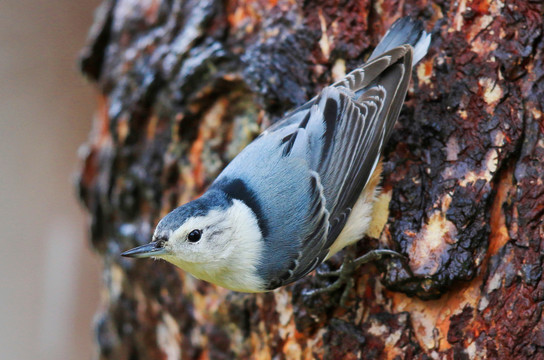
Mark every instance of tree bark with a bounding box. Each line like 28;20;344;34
77;0;544;358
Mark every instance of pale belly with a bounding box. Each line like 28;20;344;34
325;161;383;259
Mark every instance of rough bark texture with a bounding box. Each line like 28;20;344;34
77;0;544;358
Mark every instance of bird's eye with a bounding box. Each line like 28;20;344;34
187;229;202;243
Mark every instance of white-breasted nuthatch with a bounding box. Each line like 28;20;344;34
122;17;431;293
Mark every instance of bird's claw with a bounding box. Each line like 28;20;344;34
351;248;405;268
302;249;404;307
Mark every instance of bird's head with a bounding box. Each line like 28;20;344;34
121;190;265;292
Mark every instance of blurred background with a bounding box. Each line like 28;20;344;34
0;0;102;358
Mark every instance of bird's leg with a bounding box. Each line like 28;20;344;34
303;249;405;306
351;249;404;268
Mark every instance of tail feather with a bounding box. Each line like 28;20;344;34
370;17;431;66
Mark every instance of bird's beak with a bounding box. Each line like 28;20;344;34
121;241;168;258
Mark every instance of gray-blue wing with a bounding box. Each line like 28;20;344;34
253;45;416;287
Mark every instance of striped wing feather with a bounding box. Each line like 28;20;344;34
265;46;415;287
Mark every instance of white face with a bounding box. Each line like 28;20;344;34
151;200;266;292
156;209;233;265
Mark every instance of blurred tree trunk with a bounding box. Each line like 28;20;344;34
77;0;544;358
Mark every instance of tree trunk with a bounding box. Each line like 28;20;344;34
77;0;544;358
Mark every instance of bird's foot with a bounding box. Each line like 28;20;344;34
302;249;405;307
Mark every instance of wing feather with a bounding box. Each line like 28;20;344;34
261;46;418;288
266;170;329;288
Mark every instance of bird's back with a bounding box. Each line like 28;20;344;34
212;17;431;290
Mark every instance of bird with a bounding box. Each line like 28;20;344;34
122;17;431;293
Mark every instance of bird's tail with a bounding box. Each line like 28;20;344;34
369;17;431;66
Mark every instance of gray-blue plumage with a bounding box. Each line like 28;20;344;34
209;18;429;289
137;17;431;291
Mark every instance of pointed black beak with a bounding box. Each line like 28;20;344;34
121;241;168;258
